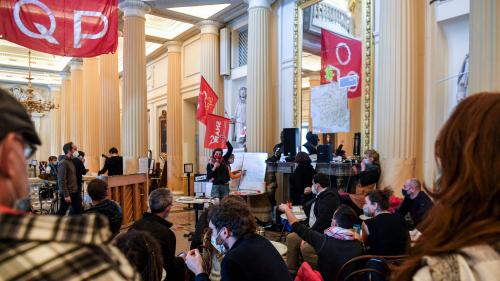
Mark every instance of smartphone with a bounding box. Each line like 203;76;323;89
177;251;187;258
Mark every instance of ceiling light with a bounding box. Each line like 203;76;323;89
167;4;230;19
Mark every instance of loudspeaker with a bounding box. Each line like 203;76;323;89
353;133;361;156
283;128;299;157
317;144;333;163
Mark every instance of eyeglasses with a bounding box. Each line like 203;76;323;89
15;135;37;159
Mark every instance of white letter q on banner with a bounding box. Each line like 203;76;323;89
13;0;59;44
74;11;109;48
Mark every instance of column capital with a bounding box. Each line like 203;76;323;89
164;41;182;53
245;0;275;10
119;0;151;18
196;20;222;35
70;59;83;71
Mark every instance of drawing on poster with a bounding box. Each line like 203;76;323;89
311;82;350;133
228;153;267;193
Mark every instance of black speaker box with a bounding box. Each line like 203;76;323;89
353;132;361;156
317;144;333;163
283;128;299;157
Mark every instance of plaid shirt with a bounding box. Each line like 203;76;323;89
0;212;140;281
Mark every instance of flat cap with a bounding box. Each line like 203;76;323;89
0;87;41;145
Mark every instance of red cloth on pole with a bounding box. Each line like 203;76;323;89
204;114;230;149
320;29;362;98
196;76;219;125
0;0;118;57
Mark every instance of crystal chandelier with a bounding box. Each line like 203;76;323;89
20;50;58;114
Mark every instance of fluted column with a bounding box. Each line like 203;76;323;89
246;0;273;153
197;20;223;171
82;58;100;172
165;41;183;192
469;0;500;93
119;1;150;170
49;85;61;156
99;53;121;155
59;73;71;147
375;0;423;191
69;60;83;146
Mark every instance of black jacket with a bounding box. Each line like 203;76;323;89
303;188;341;232
292;222;364;281
291;163;316;205
131;213;185;281
84;199;122;235
99;156;123;176
206;142;233;185
396;191;433;230
195;234;292;281
358;163;381;186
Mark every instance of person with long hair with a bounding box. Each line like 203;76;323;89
115;230;164;281
392;93;500;280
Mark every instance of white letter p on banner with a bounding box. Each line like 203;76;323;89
74;11;109;48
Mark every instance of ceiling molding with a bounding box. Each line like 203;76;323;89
146;35;168;44
173;26;200;42
215;2;248;23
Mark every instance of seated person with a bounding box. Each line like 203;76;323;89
397;178;433;230
185;198;292;281
287;173;340;273
98;147;123;176
280;204;364;281
353;149;381;187
362;189;410;256
303;131;319;155
131;188;185;281
116;230;164;281
83;179;122;236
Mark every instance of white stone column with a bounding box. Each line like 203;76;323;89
246;0;274;153
165;41;183;192
49;85;61;156
82;58;100;172
119;0;150;172
469;0;500;93
196;20;223;171
59;73;71;147
375;0;424;191
99;53;121;155
69;60;83;147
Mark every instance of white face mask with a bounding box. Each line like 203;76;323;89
363;158;369;164
312;183;319;195
72;151;79;158
211;230;226;254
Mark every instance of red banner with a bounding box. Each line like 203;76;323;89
196;76;218;125
0;0;118;57
320;29;362;98
204;114;230;149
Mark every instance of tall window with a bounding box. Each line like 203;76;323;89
237;29;248;67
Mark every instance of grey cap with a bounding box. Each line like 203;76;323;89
0;87;41;145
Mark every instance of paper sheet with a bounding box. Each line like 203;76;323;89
311;82;350;133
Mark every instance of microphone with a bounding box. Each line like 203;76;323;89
101;154;109;159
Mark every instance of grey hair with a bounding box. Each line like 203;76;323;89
409;178;422;190
149;188;173;214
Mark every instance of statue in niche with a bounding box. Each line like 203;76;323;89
233;87;247;144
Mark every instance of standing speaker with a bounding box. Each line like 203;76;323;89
317;144;333;163
353;132;361;156
283;128;299;157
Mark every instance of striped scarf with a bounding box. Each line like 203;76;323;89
324;226;361;241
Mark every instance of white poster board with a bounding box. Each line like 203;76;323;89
311;82;350;133
237;153;267;193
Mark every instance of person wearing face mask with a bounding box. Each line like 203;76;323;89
72;150;88;207
280;204;364;281
285;173;340;275
46;156;58;180
352;149;381;187
396;178;433;231
0;88;140;281
185;198;291;281
57;142;82;215
361;189;410;256
131;188;186;281
207;140;233;199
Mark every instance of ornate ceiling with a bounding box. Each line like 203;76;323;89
0;0;244;86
